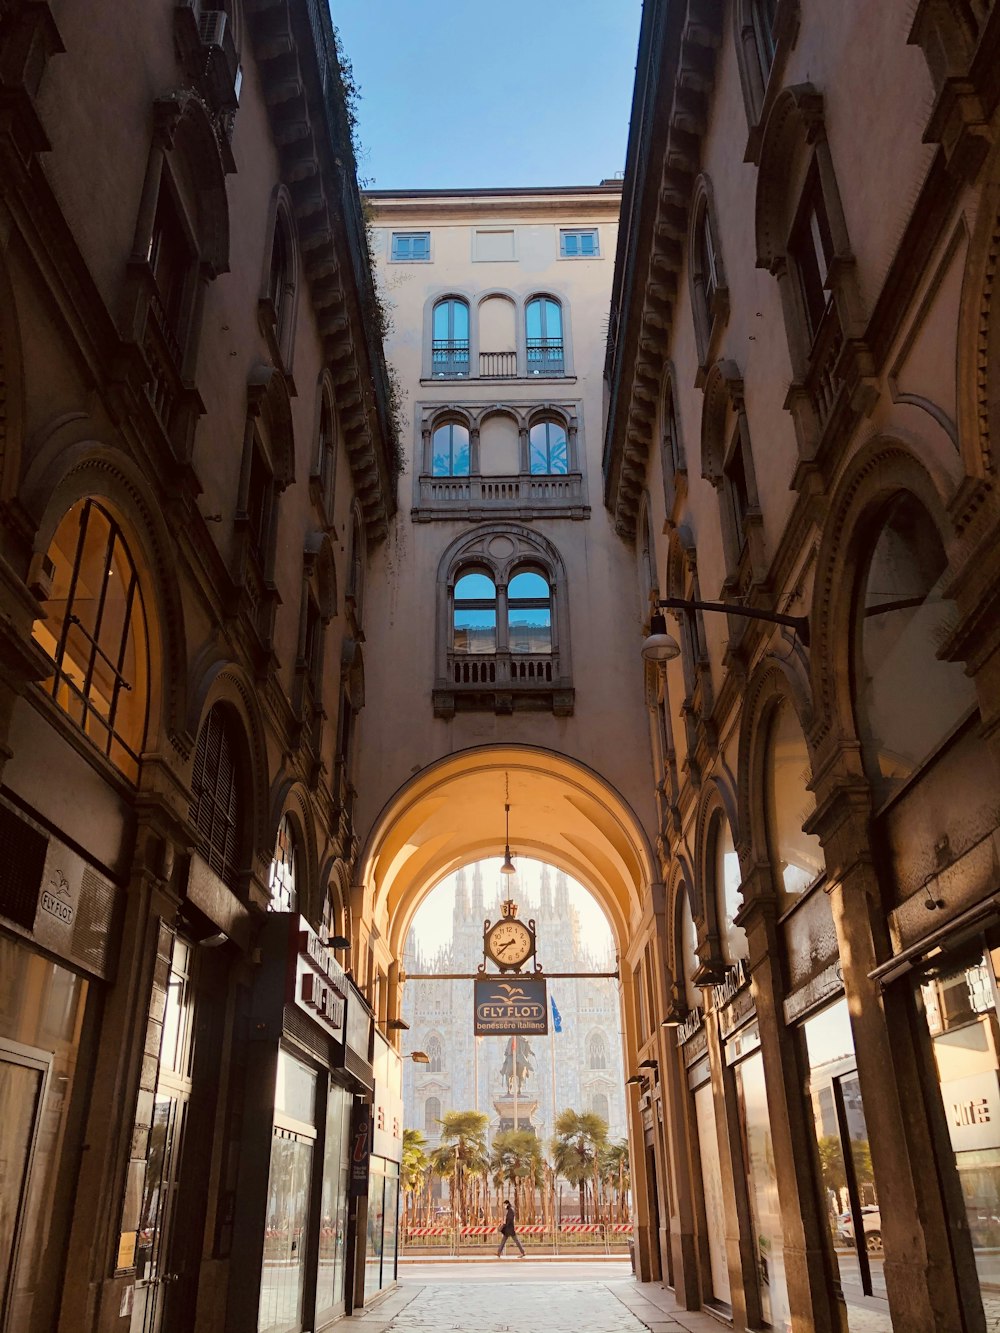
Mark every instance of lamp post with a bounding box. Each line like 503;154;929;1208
641;596;809;663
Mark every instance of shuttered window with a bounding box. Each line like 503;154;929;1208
189;705;242;888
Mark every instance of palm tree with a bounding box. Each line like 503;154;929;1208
599;1139;630;1222
490;1129;544;1221
436;1110;489;1224
401;1129;430;1232
551;1109;607;1222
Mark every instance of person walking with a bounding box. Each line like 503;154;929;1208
496;1199;525;1258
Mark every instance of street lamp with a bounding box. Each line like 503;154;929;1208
405;1050;431;1064
500;772;515;875
641;596;810;664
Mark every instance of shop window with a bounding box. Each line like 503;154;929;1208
919;942;1000;1310
432;422;471;476
32;499;150;782
712;811;747;963
588;1034;608;1070
260;1051;317;1333
507;570;552;653
432;298;470;378
764;696;824;911
528;420;569;475
268;814;297;913
855;492;977;807
189;705;245;889
453;571;497;654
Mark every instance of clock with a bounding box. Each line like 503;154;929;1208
485;917;534;971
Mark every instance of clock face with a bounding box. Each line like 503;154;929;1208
486;919;534;969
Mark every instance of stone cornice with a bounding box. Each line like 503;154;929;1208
247;0;398;543
603;0;724;539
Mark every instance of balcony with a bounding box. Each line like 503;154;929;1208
413;471;588;521
431;340;470;379
435;649;573;718
479;351;517;378
804;303;845;434
527;338;564;377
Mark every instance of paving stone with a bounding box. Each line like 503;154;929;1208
363;1281;666;1333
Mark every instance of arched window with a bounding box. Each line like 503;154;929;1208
526;297;564;376
528;420;569;475
689;185;726;370
432;422;471;477
347;508;365;627
765;697;824;911
266;206;297;369
424;1096;441;1134
268;813;297;912
507;571;552;653
750;0;778;86
432;298;470;378
453;572;497;654
315;389;338;517
591;1092;610;1123
189;705;244;889
588;1034;608;1070
32;499;150;783
711;811;747;963
660;374;685;517
426;1036;443;1072
679;886;700;1009
854;493;977;806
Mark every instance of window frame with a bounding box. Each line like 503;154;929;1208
453;568;499;655
189;704;245;890
391;231;431;263
559;228;600;259
431;298;471;379
506;568;553;655
528;419;570;475
431;420;472;477
525;296;565;377
32;499;150;783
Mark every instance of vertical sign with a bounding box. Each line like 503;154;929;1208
349;1101;372;1197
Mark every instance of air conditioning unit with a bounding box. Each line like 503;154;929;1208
199;9;242;111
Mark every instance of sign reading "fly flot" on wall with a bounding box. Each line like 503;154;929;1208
474;976;548;1035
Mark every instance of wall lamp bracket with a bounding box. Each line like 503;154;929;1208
642;597;809;664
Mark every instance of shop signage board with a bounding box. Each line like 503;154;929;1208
942;1071;1000;1153
349;1103;372;1197
291;921;346;1039
473;976;548;1035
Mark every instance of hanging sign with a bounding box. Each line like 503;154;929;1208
474;976;548;1035
349;1103;372;1197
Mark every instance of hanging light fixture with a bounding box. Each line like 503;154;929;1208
501;771;516;875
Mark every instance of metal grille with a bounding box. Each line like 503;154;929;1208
0;803;47;929
283;1003;333;1064
72;866;116;974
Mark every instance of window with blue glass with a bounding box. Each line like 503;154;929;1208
507;570;552;653
560;229;599;258
453;571;497;653
529;420;569;475
391;231;430;261
526;297;564;375
432;299;470;378
431;422;470;476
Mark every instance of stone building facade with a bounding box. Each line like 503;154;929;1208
401;862;626;1163
0;2;401;1330
605;2;1000;1332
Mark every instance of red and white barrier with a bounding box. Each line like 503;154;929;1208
560;1223;601;1233
607;1223;634;1233
406;1226;450;1237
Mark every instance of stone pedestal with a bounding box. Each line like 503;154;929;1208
493;1095;539;1135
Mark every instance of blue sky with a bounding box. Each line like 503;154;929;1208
329;1;643;190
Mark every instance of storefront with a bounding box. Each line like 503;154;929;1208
678;1006;731;1314
228;914;365;1333
716;962;791;1333
361;1032;402;1303
0;794;118;1333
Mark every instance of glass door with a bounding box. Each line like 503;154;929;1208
693;1080;731;1308
0;1048;47;1332
735;1046;791;1331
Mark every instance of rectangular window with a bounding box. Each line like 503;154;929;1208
390;231;430;262
473;228;516;262
560;228;599;258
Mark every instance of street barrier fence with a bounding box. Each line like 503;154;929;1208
402;1222;634;1257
